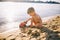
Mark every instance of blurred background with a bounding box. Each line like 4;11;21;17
0;0;60;33
0;0;60;2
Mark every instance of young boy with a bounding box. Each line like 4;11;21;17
21;7;42;28
20;7;53;34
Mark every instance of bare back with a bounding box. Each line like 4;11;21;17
32;14;42;26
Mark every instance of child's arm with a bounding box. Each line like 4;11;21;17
24;18;31;23
30;18;33;27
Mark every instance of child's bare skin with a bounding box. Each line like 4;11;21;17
25;7;42;28
20;7;53;35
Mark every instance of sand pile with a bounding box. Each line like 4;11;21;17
0;15;60;40
17;15;60;40
18;16;60;40
43;16;60;32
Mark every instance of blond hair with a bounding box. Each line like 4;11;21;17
27;7;35;14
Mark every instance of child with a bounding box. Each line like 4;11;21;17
19;7;54;36
24;7;55;40
20;7;42;28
